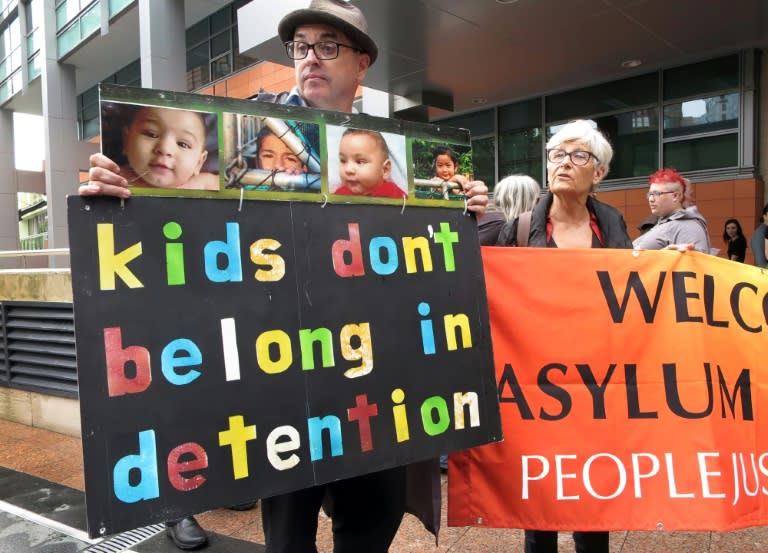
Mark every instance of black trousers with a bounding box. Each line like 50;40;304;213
524;530;609;553
262;466;407;553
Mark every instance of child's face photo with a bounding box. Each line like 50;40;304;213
338;132;391;195
434;154;457;180
258;133;304;173
123;107;209;188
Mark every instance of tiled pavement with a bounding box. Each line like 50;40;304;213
0;418;767;552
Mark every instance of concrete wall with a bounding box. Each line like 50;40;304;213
0;269;73;301
0;269;80;437
0;388;80;437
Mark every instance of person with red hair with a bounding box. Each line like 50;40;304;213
632;168;711;252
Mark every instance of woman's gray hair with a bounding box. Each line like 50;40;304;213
546;119;613;174
494;174;541;222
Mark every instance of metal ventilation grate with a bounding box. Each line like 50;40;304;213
0;301;77;398
82;524;166;553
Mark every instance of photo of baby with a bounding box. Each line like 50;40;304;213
100;101;220;190
412;140;472;200
327;126;408;199
221;114;320;193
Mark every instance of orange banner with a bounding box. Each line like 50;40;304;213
448;247;768;532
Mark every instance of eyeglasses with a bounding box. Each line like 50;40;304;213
546;149;599;167
284;41;362;60
646;191;676;200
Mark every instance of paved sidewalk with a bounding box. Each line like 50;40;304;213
0;418;766;552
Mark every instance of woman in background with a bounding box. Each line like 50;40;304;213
723;218;746;262
478;174;540;245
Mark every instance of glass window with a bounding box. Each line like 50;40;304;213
9;17;19;45
26;32;38;54
0;21;10;59
55;2;70;30
663;93;738;137
56;0;89;32
440;109;494;137
211;30;230;58
77;60;139;140
27;54;40;79
663;134;738;172
108;0;133;18
26;0;42;30
79;2;100;37
186;42;209;89
547;72;657;122
0;79;9;103
498;99;543;184
471;136;495;188
186;19;208;47
210;6;231;34
664;55;738;100
57;24;79;56
25;0;42;62
499;127;542;185
211;54;231;81
233;31;258;71
186;7;257;90
115;59;140;85
80;85;97;106
82;101;98;121
82;116;99;138
10;45;20;72
499;98;540;131
593;109;658;179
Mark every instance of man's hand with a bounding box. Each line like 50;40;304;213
463;180;488;217
78;153;131;199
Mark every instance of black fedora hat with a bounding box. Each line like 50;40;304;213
278;0;378;65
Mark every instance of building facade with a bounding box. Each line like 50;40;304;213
0;0;765;266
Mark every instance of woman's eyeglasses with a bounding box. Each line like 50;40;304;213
546;149;599;167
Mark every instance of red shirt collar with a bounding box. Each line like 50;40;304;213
546;209;604;246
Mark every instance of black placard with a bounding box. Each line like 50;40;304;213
68;195;500;537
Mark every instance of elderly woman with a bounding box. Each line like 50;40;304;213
632;168;711;253
497;119;632;553
478;174;540;245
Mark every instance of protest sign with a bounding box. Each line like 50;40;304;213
68;85;500;537
97;83;473;206
449;247;768;532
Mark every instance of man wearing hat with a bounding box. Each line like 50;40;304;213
261;6;487;550
269;0;378;113
83;0;487;211
82;1;488;551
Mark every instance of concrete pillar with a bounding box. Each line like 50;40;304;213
0;109;17;269
138;0;186;91
40;0;79;266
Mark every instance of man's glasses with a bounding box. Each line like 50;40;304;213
284;41;362;60
546;149;599;167
646;191;676;200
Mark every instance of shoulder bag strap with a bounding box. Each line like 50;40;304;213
516;211;532;247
